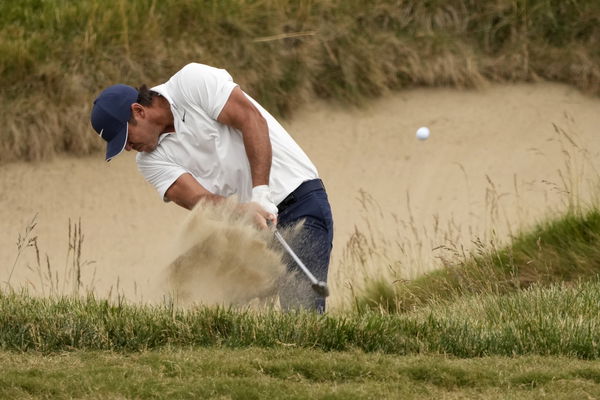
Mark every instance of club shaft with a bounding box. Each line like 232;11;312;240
273;230;318;285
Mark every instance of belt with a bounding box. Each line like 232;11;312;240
277;179;325;213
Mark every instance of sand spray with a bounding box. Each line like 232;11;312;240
164;198;291;307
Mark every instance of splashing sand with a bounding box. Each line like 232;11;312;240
165;199;285;306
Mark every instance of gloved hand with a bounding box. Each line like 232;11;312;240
251;185;279;216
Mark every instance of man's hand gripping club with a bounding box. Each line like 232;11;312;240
247;185;278;229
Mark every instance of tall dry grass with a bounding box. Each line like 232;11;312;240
0;0;598;162
4;215;98;299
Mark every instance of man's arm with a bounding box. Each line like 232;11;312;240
217;87;271;187
165;172;274;228
165;173;224;210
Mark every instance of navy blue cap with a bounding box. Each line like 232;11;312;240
91;84;138;161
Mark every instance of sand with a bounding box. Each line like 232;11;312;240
166;199;285;306
1;82;600;309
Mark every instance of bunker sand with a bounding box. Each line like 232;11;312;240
2;83;600;309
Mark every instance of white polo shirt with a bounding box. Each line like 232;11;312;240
136;63;318;205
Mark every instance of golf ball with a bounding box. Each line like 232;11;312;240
416;126;430;140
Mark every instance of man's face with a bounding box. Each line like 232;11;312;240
125;105;160;153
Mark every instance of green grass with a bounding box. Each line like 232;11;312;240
3;279;600;358
3;349;600;399
356;207;600;313
1;0;599;162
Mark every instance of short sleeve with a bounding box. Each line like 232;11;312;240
171;63;239;120
136;152;188;202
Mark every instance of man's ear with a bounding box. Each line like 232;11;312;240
131;103;145;119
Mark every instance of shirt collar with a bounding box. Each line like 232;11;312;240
152;83;177;142
151;84;176;108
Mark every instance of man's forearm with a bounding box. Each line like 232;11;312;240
180;192;226;210
215;86;273;188
241;116;272;187
165;173;226;210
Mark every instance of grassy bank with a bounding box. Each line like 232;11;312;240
3;279;600;358
1;0;599;162
3;349;600;399
357;207;600;313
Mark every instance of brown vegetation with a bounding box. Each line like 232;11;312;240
0;0;598;163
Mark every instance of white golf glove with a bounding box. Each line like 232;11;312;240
251;185;279;216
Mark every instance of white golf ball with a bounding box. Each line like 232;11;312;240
416;126;430;140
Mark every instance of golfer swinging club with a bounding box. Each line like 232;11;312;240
90;63;333;312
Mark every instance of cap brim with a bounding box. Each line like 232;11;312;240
105;122;128;161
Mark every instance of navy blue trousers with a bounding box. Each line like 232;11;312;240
276;180;334;312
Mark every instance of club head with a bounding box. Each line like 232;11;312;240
311;281;330;297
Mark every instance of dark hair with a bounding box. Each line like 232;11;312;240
129;85;160;124
136;84;160;106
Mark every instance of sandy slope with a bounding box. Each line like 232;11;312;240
1;82;599;308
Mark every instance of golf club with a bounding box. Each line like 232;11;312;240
271;227;329;297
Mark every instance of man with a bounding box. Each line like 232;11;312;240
90;63;333;312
